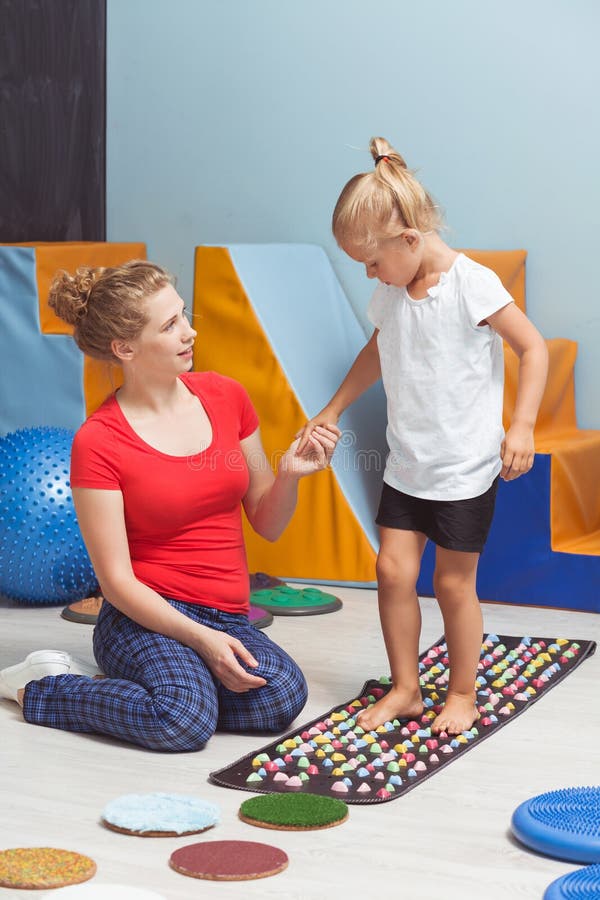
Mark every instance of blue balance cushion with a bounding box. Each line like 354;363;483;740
544;864;600;899
512;787;600;864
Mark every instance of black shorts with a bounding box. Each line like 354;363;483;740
375;477;499;553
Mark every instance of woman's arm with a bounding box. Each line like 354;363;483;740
72;487;266;691
486;303;549;480
241;424;340;542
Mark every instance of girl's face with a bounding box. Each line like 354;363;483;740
125;284;197;373
343;232;423;289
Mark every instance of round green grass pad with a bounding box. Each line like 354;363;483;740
238;793;348;830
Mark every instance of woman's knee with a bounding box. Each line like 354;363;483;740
255;657;308;731
272;665;308;729
143;686;218;752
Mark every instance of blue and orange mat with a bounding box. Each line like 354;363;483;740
210;633;596;804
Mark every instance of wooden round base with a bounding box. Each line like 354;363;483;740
101;819;214;838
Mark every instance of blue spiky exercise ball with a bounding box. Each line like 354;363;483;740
0;427;98;604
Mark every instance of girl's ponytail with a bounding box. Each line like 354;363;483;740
333;137;442;249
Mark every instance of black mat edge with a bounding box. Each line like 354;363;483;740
209;634;596;804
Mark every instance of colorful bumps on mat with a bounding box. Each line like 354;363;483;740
238;635;588;802
245;697;467;801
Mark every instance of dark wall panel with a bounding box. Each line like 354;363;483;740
0;0;106;241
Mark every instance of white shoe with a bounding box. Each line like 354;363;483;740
68;655;102;678
0;650;95;701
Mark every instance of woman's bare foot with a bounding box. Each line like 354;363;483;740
355;686;423;731
432;691;479;735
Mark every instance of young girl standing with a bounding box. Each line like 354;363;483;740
300;137;548;735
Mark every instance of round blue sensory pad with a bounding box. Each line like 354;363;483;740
544;863;600;899
512;786;600;863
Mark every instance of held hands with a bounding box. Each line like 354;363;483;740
280;422;341;478
295;407;340;457
194;628;267;693
500;422;535;481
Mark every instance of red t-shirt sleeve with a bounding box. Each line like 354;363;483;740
70;420;121;490
230;378;260;439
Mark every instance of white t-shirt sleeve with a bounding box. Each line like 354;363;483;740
462;265;514;328
366;283;389;329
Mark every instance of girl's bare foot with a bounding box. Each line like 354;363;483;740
432;691;479;734
356;686;423;731
16;688;24;708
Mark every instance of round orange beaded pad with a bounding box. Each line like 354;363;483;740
0;847;96;890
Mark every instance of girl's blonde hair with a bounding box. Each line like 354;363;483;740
332;137;442;251
48;260;175;362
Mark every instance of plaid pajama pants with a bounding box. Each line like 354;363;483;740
22;598;308;752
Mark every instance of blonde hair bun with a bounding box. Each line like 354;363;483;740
369;136;408;169
48;267;104;326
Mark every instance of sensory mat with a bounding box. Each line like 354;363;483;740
210;633;596;804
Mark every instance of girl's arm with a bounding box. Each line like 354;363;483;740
241;424;340;542
297;328;381;451
486;303;549;480
72;487;267;691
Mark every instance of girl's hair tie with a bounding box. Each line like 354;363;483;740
374;155;390;166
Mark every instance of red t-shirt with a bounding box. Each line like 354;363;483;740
70;371;260;613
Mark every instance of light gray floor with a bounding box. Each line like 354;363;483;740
2;586;598;900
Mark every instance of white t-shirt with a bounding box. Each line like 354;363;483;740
367;253;512;501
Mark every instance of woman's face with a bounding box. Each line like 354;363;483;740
128;283;197;374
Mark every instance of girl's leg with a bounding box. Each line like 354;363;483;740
22;602;219;752
432;547;482;734
215;619;308;733
357;527;427;731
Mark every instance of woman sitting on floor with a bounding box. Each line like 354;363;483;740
0;260;339;751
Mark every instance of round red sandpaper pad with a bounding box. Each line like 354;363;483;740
169;839;288;881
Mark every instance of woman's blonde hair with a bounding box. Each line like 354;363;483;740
48;260;175;362
332;137;442;251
